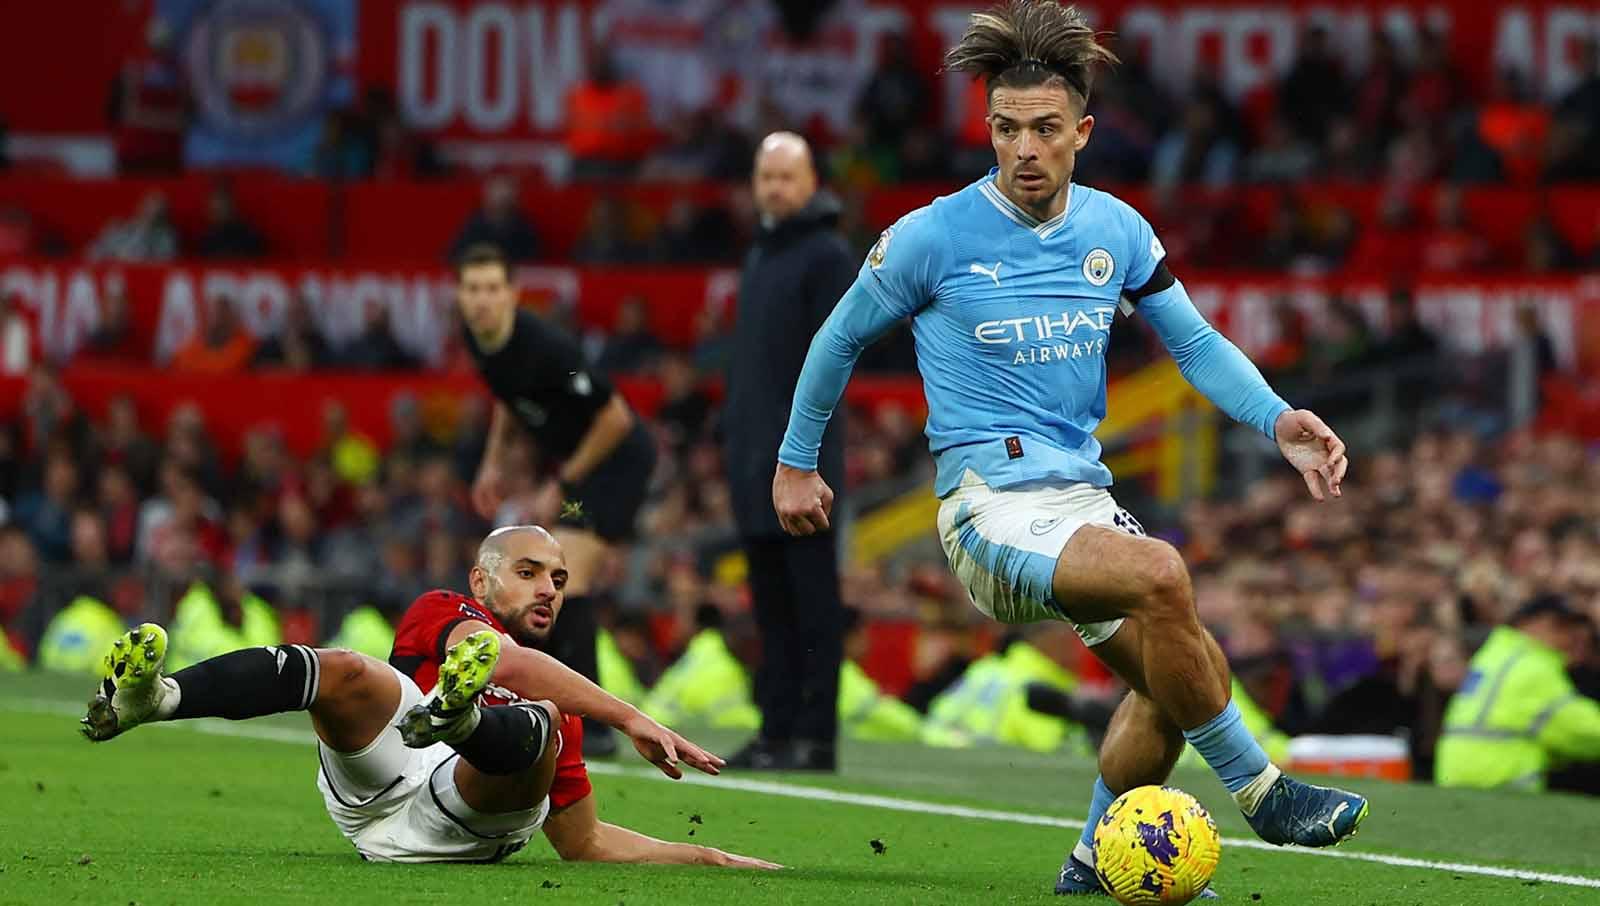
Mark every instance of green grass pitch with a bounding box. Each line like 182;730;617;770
2;670;1597;905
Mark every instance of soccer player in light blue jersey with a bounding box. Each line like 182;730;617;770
772;1;1368;896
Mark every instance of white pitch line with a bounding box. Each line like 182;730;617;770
13;698;1600;890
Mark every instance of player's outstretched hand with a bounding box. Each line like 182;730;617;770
1274;409;1348;501
622;712;725;779
470;462;505;519
773;464;834;536
700;848;784;870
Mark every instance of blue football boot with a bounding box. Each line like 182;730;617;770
1242;771;1369;847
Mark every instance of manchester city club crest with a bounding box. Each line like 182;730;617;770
1082;248;1115;287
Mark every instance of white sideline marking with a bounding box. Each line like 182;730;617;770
13;698;1600;890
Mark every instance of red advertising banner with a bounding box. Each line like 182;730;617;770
13;3;1595;149
352;0;1600;157
4;259;1598;375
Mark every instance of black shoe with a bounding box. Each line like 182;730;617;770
789;739;837;772
582;720;619;758
726;737;793;770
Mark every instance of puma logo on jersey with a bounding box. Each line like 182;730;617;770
970;261;1003;286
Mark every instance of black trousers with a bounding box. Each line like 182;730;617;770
742;532;843;744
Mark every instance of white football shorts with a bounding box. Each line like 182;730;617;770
315;665;549;863
937;470;1148;646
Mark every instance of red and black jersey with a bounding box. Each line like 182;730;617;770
390;589;593;809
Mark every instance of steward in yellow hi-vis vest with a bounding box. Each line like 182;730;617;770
168;580;282;671
1437;597;1600;791
324;606;396;661
38;595;125;674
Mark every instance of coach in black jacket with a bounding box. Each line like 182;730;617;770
723;132;855;771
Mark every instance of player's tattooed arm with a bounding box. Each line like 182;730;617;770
543;793;782;869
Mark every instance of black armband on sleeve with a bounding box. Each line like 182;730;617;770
1122;261;1175;307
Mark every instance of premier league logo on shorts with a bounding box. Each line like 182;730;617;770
1082;248;1115;287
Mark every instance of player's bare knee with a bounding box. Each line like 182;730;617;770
1135;543;1195;621
313;648;375;704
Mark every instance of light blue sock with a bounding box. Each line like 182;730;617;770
1182;699;1270;793
1074;776;1116;863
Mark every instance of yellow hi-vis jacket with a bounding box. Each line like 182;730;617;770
640;629;760;730
1436;626;1600;791
37;596;125;674
324;606;396;661
921;641;1079;753
168;583;282;670
597;629;646;706
838;659;922;742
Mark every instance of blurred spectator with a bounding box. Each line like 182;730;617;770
101;395;161;494
565;51;656;179
319;401;380;488
0;206;56;258
309;110;374;181
1523;215;1577;273
572;195;649;264
107;19;187;174
1346;195;1425;276
651;198;739;264
1477;68;1550;185
254;292;329;371
136;462;223;567
856;33;932;156
89;192;179;262
334;305;419;371
448;175;540;265
1279;26;1348;146
1419;187;1489;272
82;285;137;362
1354;30;1409;142
389;393;444;462
13;453;79;562
391;454;473;543
364;87;443;180
654;353;713;455
1;292;34;376
1244;116;1316;184
0;527;38;639
1556;37;1600;163
639;110;751;182
1151;96;1238;188
66;507;114;600
97;464;140;564
171;298;256;373
0;116;8;171
1404;29;1461;128
593;295;662;375
197;184;267;259
1375;285;1439;364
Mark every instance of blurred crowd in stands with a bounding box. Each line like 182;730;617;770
6;28;1600;269
4;308;1597;783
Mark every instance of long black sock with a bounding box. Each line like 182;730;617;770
170;645;320;721
451;703;552;775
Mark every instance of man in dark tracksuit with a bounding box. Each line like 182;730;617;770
723;132;855;771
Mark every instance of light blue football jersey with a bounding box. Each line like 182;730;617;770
779;170;1288;497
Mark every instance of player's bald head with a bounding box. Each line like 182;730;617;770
476;525;560;574
753;131;818;224
756;131;813;171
